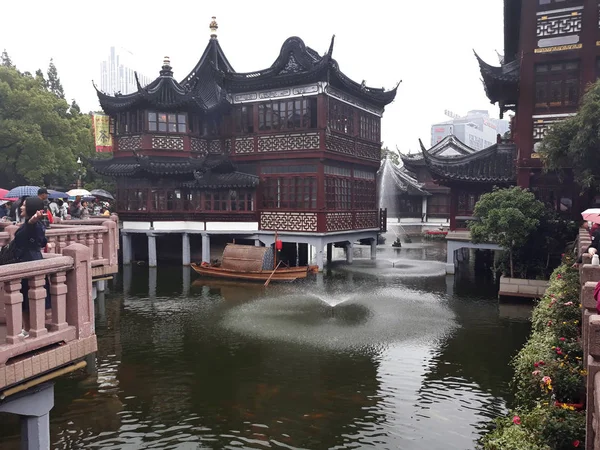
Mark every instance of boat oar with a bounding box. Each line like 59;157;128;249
264;261;283;287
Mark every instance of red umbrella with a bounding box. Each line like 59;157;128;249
0;188;17;201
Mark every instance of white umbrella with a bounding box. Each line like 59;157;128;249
67;189;91;197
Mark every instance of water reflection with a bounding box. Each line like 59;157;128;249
0;242;531;449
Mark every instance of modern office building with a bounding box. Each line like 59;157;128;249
430;110;510;150
99;46;152;95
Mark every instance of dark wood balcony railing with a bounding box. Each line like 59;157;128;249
259;210;383;233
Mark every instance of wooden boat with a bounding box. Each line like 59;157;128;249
191;243;317;283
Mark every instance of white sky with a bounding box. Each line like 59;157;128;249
0;0;504;154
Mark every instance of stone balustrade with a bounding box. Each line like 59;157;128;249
0;244;97;390
0;218;118;278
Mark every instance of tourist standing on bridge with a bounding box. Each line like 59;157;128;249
13;197;51;335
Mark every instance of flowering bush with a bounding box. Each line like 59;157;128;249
482;256;585;449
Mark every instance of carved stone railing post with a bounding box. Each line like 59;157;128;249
27;275;48;338
581;265;600;286
587;315;600;450
57;234;67;255
95;231;103;261
102;220;117;267
582;281;597;359
3;280;23;344
48;271;68;331
63;244;93;339
86;233;95;260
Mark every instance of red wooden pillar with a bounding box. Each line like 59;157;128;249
449;187;458;231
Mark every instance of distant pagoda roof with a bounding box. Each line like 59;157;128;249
378;159;430;196
421;141;516;184
474;51;519;119
401;135;477;169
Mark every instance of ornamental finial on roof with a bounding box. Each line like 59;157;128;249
160;56;173;76
210;16;218;39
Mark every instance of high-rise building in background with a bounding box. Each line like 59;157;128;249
99;46;151;95
430;110;510;151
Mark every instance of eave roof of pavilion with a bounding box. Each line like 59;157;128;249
421;140;517;184
183;170;259;189
214;36;399;108
378;159;430;196
88;153;235;178
400;135;477;170
474;51;519;118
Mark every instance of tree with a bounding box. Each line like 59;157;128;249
538;80;600;191
1;50;13;68
469;187;546;278
381;146;400;165
0;63;94;187
46;58;65;99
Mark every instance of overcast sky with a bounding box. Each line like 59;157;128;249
1;0;504;154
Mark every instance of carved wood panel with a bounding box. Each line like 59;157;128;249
326;133;354;155
355;211;379;229
208;140;222;154
118;135;142;152
260;211;317;232
191;138;208;155
355;141;380;160
235;137;255;154
152;135;184;151
257;132;320;152
325;212;353;232
537;8;582;37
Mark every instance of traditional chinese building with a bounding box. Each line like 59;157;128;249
90;18;397;269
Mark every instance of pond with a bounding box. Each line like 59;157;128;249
0;241;531;449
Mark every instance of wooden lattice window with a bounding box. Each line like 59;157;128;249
325;177;351;210
258;98;316;131
261;177;317;209
148;112;187;133
534;61;580;110
329;99;354;135
353;179;376;210
428;194;449;216
359;112;381;142
234;105;254;134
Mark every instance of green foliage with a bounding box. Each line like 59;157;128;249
483;259;585;449
0;61;95;187
539;80;600;191
381;146;400;165
46;59;64;100
1;50;14;68
470;187;547;277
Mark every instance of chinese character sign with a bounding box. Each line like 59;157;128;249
93;114;113;153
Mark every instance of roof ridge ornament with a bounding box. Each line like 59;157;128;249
210;16;218;39
160;56;173;77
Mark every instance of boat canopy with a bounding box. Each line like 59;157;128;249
221;244;275;272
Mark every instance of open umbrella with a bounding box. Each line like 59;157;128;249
90;189;114;200
582;208;600;225
48;189;69;199
67;188;91;197
0;189;17;201
6;185;41;199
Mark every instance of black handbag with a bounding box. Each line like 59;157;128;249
0;241;21;266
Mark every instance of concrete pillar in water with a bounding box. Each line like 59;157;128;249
254;239;261;247
122;233;132;265
149;267;157;300
123;264;132;297
422;196;428;222
370;239;377;260
316;242;324;272
201;234;211;264
182;266;191;297
182;233;191;266
346;243;354;264
326;243;333;264
446;240;459;275
0;382;54;450
96;290;106;324
96;280;106;292
298;243;309;266
148;234;157;267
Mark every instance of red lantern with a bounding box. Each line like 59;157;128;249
275;240;283;251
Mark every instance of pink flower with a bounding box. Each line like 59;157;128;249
534;362;539;367
539;361;545;366
564;301;574;306
512;416;521;425
548;320;553;326
559;337;566;342
574;440;580;447
532;370;540;376
542;376;552;384
557;274;562;279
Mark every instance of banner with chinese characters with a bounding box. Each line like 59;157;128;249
92;114;113;153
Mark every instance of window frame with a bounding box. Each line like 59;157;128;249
147;111;188;134
534;60;580;111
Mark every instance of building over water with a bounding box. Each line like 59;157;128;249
90;18;398;269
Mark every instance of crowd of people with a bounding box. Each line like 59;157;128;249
0;188;112;223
